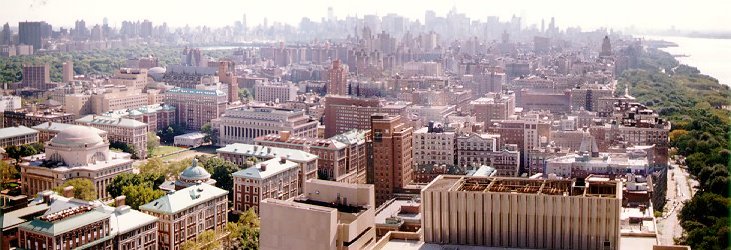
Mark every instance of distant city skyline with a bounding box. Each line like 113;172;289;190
2;0;730;32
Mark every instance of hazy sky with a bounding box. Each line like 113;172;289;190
2;0;730;32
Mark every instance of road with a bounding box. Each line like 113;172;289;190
657;162;696;245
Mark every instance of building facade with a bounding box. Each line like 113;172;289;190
76;115;149;159
218;143;318;192
370;114;413;205
163;88;228;131
218;106;318;145
0;126;39;148
232;157;300;214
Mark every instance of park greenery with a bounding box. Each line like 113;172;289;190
147;132;161;156
4;142;45;163
0;45;236;83
110;141;139;159
617;47;730;249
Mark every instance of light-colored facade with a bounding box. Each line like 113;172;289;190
32;122;107;143
260;179;376;250
218;143;318;192
18;192;158;250
0;125;39;148
254;82;299;103
0;95;21;111
218;106;318;145
412;126;455;168
163;87;228;131
324;95;409;138
140;183;228;250
232;157;300;214
76;115;149;159
109;68;148;90
20;126;134;199
173;132;206;148
422;175;622;250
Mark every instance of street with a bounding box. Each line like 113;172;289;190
656;162;697;245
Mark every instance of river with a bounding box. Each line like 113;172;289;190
643;35;731;86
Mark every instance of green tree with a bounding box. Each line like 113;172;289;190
53;178;97;201
121;185;165;209
201;123;218;145
107;172;165;198
199;156;240;199
238;88;252;102
226;208;260;249
0;160;18;187
5;146;22;162
147;132;160;156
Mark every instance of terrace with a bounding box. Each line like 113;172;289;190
427;175;620;198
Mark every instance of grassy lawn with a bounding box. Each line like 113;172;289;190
152;145;186;157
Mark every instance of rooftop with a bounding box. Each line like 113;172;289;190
232;157;299;180
0;125;38;140
32;122;107;135
217;143;317;162
166;87;226;96
139;183;228;214
424;175;621;198
76;115;147;128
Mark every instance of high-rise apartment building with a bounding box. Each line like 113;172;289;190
62;61;74;83
324;95;409;138
327;59;348;95
18;21;44;51
21;64;51;90
370;114;413;205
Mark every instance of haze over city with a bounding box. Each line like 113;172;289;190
3;0;731;32
0;1;729;250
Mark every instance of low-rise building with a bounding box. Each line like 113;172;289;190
413;124;455;168
0;126;39;148
255;82;299;103
218;143;318;191
173;132;206;148
32;122;107;143
20;126;134;199
140;182;228;250
76;114;149;159
2;110;75;128
232;157;300;214
260;179;376;250
17;190;158;250
218;105;318;145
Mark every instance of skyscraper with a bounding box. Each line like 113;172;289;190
601;35;612;57
327;59;347;96
18;21;43;50
370;114;413;205
1;23;10;45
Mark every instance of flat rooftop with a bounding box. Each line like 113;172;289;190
378;239;542;250
424;175;621;198
293;198;367;214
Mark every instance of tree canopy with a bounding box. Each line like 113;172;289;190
53;178;97;201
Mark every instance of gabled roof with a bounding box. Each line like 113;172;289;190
232;158;299;180
139;183;228;215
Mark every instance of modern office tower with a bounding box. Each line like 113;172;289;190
140;182;228;250
421;175;622;250
62;61;74;83
260;179;376;250
370;114;413;205
327;59;348;95
232;157;301;214
163;87;228;131
324;95;409;138
217;105;318;145
21;64;51;90
20;126;134;199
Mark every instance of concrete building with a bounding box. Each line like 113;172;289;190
173;132;206;148
101;104;176;133
371;114;413;205
18;21;44;51
0;95;22;111
470;91;515;128
232;157;300;214
109;68;148;90
76;115;149;159
255;129;371;184
413;124;455;168
218;143;318;192
32;122;107;143
327;59;348;95
20;126;134;199
456;132;520;176
324;95;409;138
2;110;75;128
421;175;622;250
571;84;614;112
255;82;299;103
17;191;158;250
163;87;228;131
218;105;318;145
21;64;51;90
260;179;376;250
0;125;38;148
140;182;228;250
62;61;74;83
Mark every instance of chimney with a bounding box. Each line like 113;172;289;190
280;156;287;164
41;191;53;205
114;195;126;207
260;163;267;171
279;131;291;142
63;186;74;198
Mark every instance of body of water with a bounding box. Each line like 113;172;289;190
644;35;731;86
